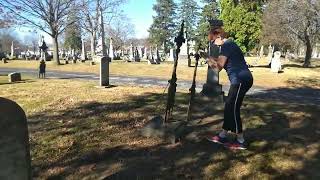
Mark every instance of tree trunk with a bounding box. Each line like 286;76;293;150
52;35;60;65
303;35;312;67
90;32;96;58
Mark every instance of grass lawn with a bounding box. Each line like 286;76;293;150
1;57;319;88
0;77;319;179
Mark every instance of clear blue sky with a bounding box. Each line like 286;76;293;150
123;0;204;39
122;0;157;38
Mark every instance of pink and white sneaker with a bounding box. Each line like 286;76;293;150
207;134;228;145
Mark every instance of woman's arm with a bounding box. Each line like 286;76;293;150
207;55;227;71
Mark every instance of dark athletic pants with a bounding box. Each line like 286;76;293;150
223;81;253;134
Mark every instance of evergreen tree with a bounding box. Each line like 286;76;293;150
148;0;177;53
195;0;219;51
179;0;200;66
64;9;82;52
220;0;262;53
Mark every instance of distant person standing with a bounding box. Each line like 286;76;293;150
39;60;46;79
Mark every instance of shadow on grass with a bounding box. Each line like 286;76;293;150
28;86;320;179
249;87;320;105
283;64;320;69
286;77;320;89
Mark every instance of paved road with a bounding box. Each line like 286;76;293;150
0;67;266;94
1;68;319;105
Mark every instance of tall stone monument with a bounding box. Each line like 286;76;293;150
81;38;86;60
313;47;318;58
168;48;175;61
72;49;75;59
154;46;161;63
153;47;158;60
97;7;109;86
10;41;14;59
39;36;48;61
138;47;143;59
129;43;134;61
109;38;114;60
268;44;274;63
259;45;264;59
38;35;43;58
201;19;223;99
134;47;140;62
143;47;148;59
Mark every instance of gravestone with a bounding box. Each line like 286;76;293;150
299;47;305;57
180;38;188;57
134;47;140;62
155;48;161;64
129;44;134;61
109;38;114;60
271;51;282;73
312;47;318;58
168;48;175;61
25;51;30;61
81;39;87;60
0;97;32;180
10;41;14;59
316;44;320;58
267;44;274;63
148;53;157;65
8;72;21;82
148;58;156;65
138;48;143;59
154;48;158;61
143;47;148;59
201;42;223;98
259;45;264;58
96;7;109;87
2;58;7;63
253;45;264;65
72;49;77;60
39;40;48;61
100;57;110;86
285;50;290;61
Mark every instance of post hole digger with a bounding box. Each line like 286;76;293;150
164;20;185;123
141;21;202;144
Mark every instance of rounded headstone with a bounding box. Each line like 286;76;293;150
0;97;31;180
8;72;22;83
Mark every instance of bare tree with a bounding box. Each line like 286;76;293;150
263;0;320;67
0;31;19;53
0;0;79;64
0;6;15;28
105;15;135;51
80;0;126;58
23;33;38;53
